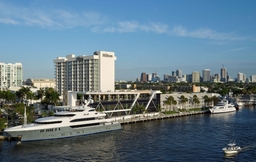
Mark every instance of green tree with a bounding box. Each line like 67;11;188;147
211;96;220;106
203;95;210;107
164;96;177;111
179;95;188;110
42;87;60;106
131;104;145;114
1;90;16;104
16;86;32;103
192;95;200;108
36;88;45;101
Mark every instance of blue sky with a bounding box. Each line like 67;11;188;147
1;0;256;81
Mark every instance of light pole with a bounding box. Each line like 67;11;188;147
24;100;28;125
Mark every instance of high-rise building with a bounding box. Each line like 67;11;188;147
237;72;243;82
192;71;200;83
213;73;220;82
220;66;227;82
141;72;147;82
250;75;256;83
202;69;211;82
237;72;246;83
172;71;176;76
53;51;116;96
163;74;170;82
0;62;23;89
147;73;152;82
152;73;157;78
176;69;182;78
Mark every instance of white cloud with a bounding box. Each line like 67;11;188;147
0;1;248;42
100;21;168;34
170;26;247;41
224;47;246;53
0;18;19;24
0;2;106;29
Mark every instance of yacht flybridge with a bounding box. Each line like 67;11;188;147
4;106;121;142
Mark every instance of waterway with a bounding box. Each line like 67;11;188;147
1;107;256;162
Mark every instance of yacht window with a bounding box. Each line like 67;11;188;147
70;117;95;122
70;123;100;128
35;121;62;124
54;114;75;117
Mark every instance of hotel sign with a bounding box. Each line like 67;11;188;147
102;53;113;58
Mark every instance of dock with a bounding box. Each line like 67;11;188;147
112;110;210;125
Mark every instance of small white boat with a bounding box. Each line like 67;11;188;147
222;142;241;154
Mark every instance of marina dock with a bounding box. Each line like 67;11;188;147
112;110;210;125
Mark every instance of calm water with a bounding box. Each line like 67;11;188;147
1;107;256;162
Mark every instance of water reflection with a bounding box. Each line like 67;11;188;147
209;111;236;121
224;153;238;158
1;131;121;162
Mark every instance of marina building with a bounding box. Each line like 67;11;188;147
160;92;220;111
60;90;162;117
24;78;55;89
53;51;116;97
0;62;23;90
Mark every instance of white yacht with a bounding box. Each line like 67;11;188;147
223;142;241;154
4;106;121;142
209;99;236;114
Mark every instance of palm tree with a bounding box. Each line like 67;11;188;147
164;96;177;111
42;87;60;106
211;96;219;106
179;95;188;110
172;99;177;111
16;86;32;103
26;91;36;105
203;95;209;107
192;95;200;108
36;88;45;101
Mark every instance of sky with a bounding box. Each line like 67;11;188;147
0;0;256;81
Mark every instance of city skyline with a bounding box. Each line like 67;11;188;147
138;68;254;82
1;0;256;81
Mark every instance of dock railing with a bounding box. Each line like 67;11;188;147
112;110;209;124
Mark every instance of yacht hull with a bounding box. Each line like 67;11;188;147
209;108;236;114
5;122;121;141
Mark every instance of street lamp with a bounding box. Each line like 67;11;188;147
23;100;28;125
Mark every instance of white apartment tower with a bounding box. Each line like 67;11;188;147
0;62;23;89
250;75;256;83
237;72;246;83
192;71;200;83
53;51;116;96
202;69;211;82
